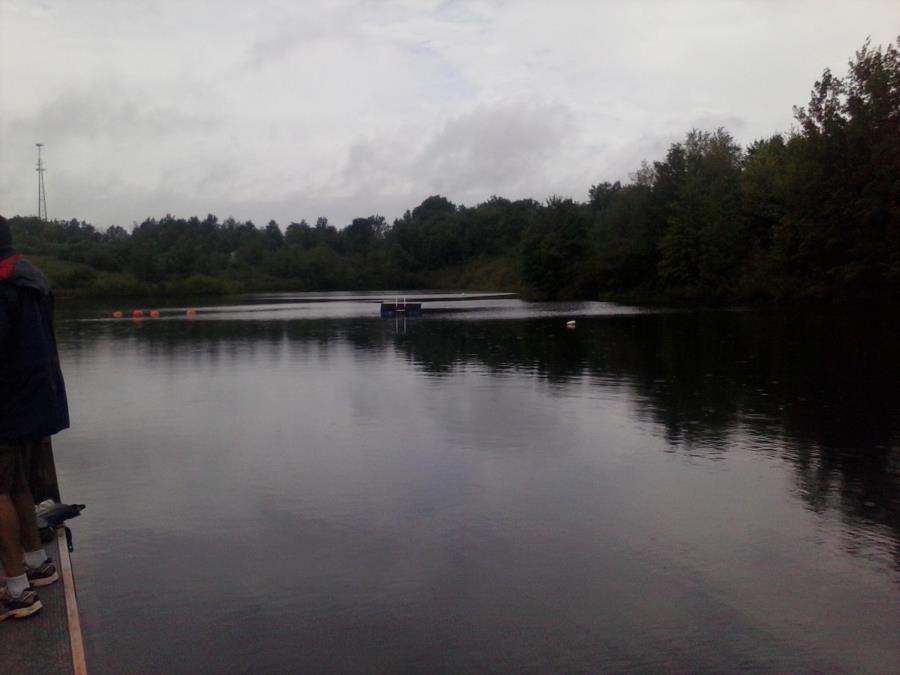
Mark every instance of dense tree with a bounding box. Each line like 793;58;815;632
264;220;284;250
776;37;900;300
657;128;746;296
520;197;589;299
3;37;896;302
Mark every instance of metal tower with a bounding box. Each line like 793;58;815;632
36;143;48;221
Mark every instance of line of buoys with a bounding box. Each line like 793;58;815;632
113;309;196;319
112;309;163;319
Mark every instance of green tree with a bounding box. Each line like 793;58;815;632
778;36;900;299
658;128;745;296
519;197;589;298
265;220;284;250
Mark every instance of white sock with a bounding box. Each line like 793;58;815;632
6;573;29;598
25;549;48;568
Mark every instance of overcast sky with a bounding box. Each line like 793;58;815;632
1;1;897;230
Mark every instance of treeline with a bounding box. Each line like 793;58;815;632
5;37;898;303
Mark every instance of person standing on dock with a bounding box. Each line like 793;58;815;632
0;217;69;621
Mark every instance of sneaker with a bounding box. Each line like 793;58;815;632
25;559;58;587
0;586;43;621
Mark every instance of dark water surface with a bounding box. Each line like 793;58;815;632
53;294;899;674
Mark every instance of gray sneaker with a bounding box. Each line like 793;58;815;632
26;559;59;587
0;586;43;621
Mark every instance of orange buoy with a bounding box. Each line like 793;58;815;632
132;309;144;319
185;308;197;318
112;311;124;319
149;309;160;319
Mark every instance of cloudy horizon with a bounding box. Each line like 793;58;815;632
1;0;897;230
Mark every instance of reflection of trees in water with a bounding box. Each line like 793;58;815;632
59;310;899;566
397;311;900;568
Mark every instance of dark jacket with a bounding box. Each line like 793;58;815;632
0;247;70;441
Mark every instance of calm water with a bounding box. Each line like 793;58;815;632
52;294;899;674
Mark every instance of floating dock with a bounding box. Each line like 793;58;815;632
378;292;517;318
380;301;422;318
1;528;86;675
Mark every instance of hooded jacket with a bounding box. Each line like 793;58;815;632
0;246;70;441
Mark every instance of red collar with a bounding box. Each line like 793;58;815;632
0;255;21;281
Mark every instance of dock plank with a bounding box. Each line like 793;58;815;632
1;533;75;675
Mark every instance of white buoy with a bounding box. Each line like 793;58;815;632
566;320;576;330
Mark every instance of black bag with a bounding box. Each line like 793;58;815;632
36;500;85;544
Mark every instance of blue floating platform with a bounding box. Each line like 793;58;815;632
380;302;422;318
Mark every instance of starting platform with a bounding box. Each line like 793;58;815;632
380;300;422;318
1;528;86;675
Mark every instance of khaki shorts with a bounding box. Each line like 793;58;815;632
0;439;56;498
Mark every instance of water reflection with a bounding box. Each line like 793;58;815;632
53;301;900;672
58;308;900;573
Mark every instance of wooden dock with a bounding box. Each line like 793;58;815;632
1;528;86;675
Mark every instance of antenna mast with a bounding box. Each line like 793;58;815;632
36;143;48;221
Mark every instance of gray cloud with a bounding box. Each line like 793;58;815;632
415;102;577;199
8;86;220;145
1;0;898;228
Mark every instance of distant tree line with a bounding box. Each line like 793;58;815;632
4;37;898;303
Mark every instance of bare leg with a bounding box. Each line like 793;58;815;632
11;489;42;554
0;494;25;578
